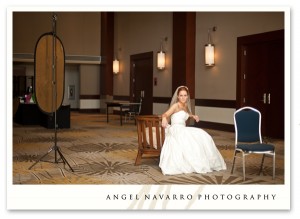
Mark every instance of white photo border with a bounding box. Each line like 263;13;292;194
7;6;290;211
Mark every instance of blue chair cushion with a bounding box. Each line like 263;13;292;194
237;143;275;152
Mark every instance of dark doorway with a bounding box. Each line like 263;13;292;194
236;29;284;139
130;52;153;115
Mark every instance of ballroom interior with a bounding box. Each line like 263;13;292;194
12;10;286;138
11;11;286;184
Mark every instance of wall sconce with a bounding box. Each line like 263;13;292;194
205;26;216;66
157;37;167;70
157;50;165;70
113;58;119;74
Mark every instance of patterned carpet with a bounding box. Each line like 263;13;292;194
12;112;285;185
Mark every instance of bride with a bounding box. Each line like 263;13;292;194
159;86;227;175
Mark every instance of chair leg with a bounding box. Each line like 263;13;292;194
231;150;237;174
242;153;246;181
134;150;143;166
259;154;266;175
273;153;276;180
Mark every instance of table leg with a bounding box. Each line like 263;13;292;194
107;105;109;123
120;106;123;126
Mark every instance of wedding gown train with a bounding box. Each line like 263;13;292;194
159;110;227;175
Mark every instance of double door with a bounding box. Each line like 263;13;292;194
130;52;153;115
237;30;284;139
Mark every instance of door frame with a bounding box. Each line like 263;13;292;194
236;29;284;108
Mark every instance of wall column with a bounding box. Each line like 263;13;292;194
172;12;196;99
100;12;114;96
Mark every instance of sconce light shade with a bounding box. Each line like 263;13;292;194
157;50;166;70
113;59;119;74
205;27;216;67
205;44;215;66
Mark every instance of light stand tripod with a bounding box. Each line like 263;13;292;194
29;14;73;172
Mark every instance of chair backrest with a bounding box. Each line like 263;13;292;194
137;97;142;114
234;107;262;144
128;98;142;114
136;115;165;151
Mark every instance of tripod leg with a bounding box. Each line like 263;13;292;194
56;147;74;172
28;146;74;172
28;147;54;170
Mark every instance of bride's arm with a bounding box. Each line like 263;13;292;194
189;114;200;122
161;104;177;128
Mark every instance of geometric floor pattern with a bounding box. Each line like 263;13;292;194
12;112;285;185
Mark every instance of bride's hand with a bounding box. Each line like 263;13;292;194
161;117;169;128
193;115;200;122
162;121;169;128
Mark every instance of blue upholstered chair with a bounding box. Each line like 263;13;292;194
231;107;275;181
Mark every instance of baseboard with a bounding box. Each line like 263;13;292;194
79;109;100;113
194;120;234;132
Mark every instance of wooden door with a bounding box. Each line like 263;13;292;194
266;40;284;138
130;52;153;115
237;30;284;139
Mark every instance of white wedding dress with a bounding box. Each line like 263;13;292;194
159;110;227;175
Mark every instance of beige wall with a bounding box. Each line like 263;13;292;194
113;11;285;122
13;12;101;56
194;12;284;124
13;12;101;110
12;11;285;122
13;12;52;53
80;65;100;95
195;12;284;100
114;12;173;97
113;11;284;101
79;65;100;110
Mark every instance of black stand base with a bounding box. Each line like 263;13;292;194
28;145;74;172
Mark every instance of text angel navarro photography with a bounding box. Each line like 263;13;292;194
105;193;277;201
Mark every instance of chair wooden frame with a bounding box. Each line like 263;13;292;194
231;106;276;181
135;115;165;165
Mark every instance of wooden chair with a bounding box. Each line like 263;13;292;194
135;115;165;165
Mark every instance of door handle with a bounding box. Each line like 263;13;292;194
267;93;271;104
261;93;266;104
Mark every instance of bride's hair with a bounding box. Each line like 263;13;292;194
177;86;189;96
